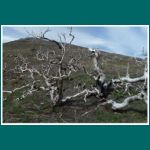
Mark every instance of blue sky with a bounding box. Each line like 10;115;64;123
2;26;148;57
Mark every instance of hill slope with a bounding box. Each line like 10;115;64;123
3;38;144;77
3;38;147;123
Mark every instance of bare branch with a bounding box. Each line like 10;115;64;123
112;64;147;83
104;90;147;110
62;88;100;102
69;27;75;44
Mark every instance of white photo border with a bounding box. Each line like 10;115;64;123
1;25;149;125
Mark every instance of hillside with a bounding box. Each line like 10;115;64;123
3;38;144;77
3;38;147;123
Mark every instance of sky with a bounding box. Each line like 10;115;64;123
2;26;148;57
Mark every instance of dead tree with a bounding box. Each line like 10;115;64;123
3;28;148;110
102;56;148;110
3;28;99;106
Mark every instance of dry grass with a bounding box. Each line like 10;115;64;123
3;38;147;123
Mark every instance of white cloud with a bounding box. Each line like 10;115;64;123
140;27;147;33
2;26;148;57
99;27;148;57
3;35;17;43
72;30;106;48
9;26;106;48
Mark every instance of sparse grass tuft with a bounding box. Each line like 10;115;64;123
72;72;94;87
